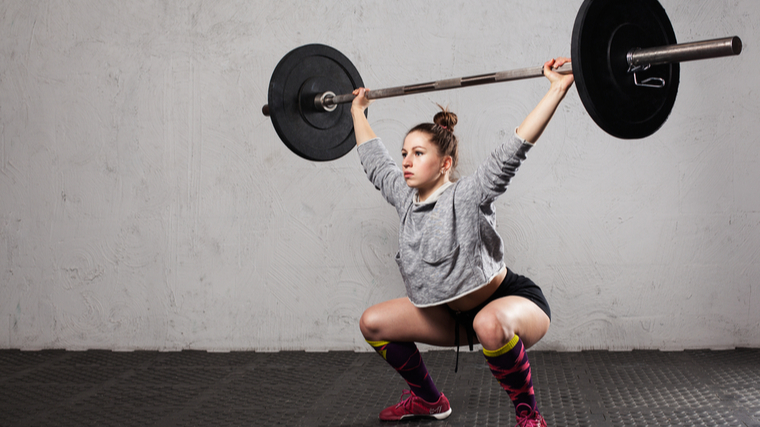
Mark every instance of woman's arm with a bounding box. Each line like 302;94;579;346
468;58;575;204
516;58;575;144
351;88;377;145
350;87;412;208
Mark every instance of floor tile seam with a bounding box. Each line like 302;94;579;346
572;355;607;416
736;410;760;427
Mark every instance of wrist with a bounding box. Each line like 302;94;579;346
549;82;567;96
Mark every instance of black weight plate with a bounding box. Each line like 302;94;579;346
572;0;679;139
268;44;364;161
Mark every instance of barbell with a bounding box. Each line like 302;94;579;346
263;0;743;161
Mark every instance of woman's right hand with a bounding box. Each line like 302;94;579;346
351;87;373;114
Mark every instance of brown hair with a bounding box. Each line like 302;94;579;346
406;105;459;178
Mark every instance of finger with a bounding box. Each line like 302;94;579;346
554;57;571;68
543;61;554;76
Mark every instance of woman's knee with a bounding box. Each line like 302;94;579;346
359;306;386;340
472;310;514;350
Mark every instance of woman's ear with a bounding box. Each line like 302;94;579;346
442;156;453;173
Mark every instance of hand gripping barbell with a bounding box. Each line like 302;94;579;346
263;0;742;161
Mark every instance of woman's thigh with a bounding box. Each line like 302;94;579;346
360;298;459;347
472;296;551;350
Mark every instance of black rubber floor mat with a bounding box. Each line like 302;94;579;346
0;349;758;426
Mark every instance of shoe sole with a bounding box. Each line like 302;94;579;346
395;407;452;421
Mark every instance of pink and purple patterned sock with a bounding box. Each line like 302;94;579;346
483;334;538;416
367;340;441;403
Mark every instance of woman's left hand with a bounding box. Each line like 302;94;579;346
543;57;575;93
516;57;575;143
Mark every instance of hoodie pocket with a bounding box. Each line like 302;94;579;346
422;243;460;266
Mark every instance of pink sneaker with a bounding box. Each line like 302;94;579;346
515;403;547;427
379;390;452;421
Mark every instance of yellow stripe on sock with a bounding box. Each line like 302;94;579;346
366;340;391;360
483;335;520;358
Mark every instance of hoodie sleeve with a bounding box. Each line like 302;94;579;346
470;131;534;205
357;138;414;208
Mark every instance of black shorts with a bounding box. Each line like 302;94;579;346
446;269;550;370
484;268;551;320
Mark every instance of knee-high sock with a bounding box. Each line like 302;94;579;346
366;340;441;403
483;335;537;416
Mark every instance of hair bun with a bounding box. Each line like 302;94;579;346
433;104;457;132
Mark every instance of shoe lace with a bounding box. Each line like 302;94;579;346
395;390;415;411
515;403;544;427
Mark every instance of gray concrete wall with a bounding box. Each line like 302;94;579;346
1;0;758;351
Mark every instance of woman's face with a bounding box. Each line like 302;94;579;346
401;131;451;200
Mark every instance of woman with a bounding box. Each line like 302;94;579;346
351;57;574;427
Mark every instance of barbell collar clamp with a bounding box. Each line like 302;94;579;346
315;91;338;112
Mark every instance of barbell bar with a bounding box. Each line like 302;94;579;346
312;63;575;112
260;63;573;117
263;0;743;161
264;36;741;115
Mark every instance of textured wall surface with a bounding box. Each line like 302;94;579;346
1;0;758;351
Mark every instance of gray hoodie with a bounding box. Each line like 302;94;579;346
357;132;533;307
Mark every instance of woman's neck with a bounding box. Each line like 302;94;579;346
417;176;452;203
